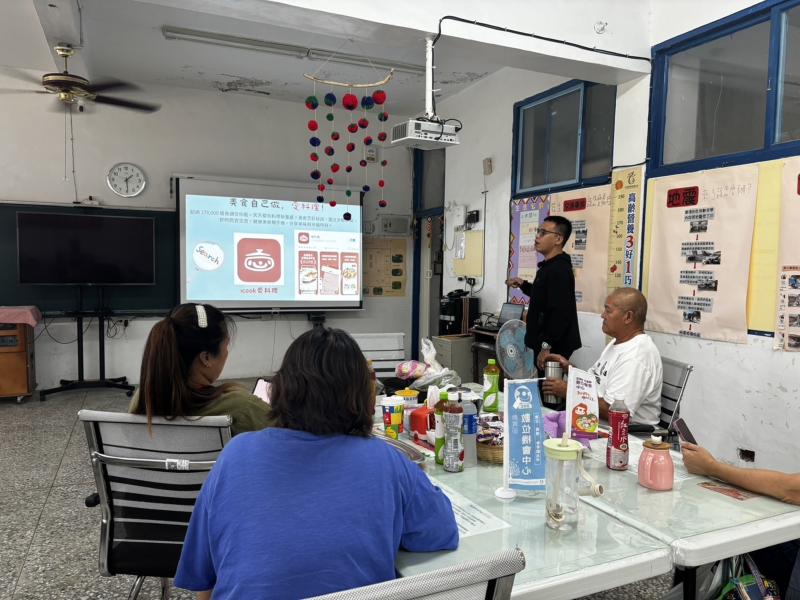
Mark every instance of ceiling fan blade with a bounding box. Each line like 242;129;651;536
0;89;48;95
0;66;42;86
92;94;160;113
86;79;136;94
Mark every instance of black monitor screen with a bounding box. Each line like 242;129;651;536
17;212;155;285
498;302;524;324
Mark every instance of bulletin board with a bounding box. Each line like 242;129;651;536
362;237;406;297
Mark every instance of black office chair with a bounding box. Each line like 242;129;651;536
628;356;694;440
79;409;232;600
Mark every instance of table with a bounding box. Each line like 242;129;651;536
396;459;672;600
580;438;800;598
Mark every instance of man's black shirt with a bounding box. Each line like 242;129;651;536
519;252;581;359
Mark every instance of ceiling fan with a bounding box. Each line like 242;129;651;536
1;44;160;113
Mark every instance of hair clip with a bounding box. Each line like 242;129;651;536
196;304;208;328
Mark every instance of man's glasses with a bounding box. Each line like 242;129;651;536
536;228;561;237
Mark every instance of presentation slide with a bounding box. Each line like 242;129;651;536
179;183;362;311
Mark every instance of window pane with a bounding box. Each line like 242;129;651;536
779;6;800;143
664;21;769;164
519;89;581;189
582;84;616;179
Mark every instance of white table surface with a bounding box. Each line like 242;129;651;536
396;459;672;600
581;438;800;566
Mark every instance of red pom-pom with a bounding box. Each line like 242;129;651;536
378;179;385;188
326;177;334;185
359;159;367;167
372;90;387;105
324;146;335;156
346;142;356;152
347;123;358;134
363;136;373;146
345;165;353;173
329;200;337;207
331;163;340;173
378;199;388;208
358;117;369;129
342;93;358;110
307;119;318;131
310;152;319;162
331;131;340;141
318;183;325;191
377;131;387;142
381;159;388;167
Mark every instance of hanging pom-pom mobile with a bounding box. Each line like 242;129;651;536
302;69;394;217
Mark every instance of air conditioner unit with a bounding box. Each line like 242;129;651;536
391;119;459;150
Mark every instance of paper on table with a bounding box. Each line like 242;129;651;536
432;480;511;538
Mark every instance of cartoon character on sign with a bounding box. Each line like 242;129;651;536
571;402;598;434
512;386;533;410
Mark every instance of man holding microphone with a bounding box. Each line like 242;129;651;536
506;215;581;372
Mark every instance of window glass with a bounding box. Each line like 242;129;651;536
779;6;800;143
582;84;616;179
663;21;770;164
519;88;581;190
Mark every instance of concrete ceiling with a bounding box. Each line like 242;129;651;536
0;0;650;116
1;0;502;115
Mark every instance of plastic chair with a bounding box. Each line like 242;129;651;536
78;409;232;600
307;548;526;600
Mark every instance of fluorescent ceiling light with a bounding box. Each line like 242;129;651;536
161;26;425;76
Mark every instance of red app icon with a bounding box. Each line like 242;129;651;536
298;232;310;244
237;237;282;283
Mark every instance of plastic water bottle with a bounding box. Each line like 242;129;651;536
482;359;501;413
461;395;478;468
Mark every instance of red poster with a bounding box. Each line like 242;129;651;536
667;186;699;208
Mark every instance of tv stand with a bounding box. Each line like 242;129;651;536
39;312;135;400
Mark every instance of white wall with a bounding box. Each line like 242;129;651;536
437;18;800;473
0;74;415;387
649;0;761;46
436;67;568;312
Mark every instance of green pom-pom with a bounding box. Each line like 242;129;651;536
345;190;352;197
326;112;334;122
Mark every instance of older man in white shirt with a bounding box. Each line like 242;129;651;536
541;287;662;426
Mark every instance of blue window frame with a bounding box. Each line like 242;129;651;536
512;80;616;198
650;0;800;178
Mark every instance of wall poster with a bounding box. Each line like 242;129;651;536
507;196;549;305
774;157;800;351
646;164;759;343
362;237;406;297
608;165;645;292
550;184;611;314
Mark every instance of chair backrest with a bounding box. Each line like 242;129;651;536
78;409;232;579
306;548;525;600
658;357;694;430
351;332;406;380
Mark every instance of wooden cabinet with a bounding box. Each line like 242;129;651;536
0;324;35;399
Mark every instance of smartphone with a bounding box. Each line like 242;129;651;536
252;378;271;404
673;417;697;444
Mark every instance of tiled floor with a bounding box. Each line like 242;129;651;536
0;389;672;599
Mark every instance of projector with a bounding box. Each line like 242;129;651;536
391;119;460;150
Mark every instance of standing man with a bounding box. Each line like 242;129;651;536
506;215;581;367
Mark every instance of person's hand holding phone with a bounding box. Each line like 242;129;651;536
680;442;717;477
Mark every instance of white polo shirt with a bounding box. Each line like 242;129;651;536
588;333;663;426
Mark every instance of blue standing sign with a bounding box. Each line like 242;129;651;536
496;379;546;499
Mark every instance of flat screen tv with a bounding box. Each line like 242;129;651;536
17;212;155;285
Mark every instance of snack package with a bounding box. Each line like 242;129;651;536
395;360;427;380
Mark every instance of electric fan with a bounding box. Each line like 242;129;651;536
495;319;537;379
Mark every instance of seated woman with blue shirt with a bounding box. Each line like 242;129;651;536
175;326;459;599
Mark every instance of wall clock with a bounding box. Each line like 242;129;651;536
107;163;146;197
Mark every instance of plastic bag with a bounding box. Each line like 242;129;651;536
395;360;427;380
409;368;461;391
419;338;444;373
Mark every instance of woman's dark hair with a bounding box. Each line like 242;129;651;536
135;303;234;428
268;327;374;437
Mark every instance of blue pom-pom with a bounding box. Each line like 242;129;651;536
362;184;371;192
309;136;321;147
324;92;337;106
